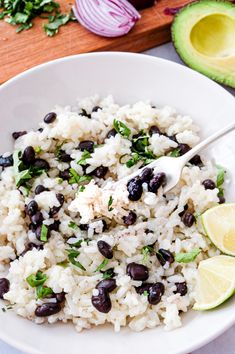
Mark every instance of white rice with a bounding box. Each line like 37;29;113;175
0;95;221;332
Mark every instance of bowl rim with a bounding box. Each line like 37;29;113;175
0;51;235;354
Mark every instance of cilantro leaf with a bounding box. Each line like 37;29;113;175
126;153;142;168
68;221;79;230
108;196;114;211
69;168;92;185
170;148;180;157
216;165;226;187
40;224;49;242
175;248;201;263
102;268;115;279
26;271;48;287
141;245;154;263
77;150;91;166
113;119;131;138
66;249;86;271
95;258;109;272
36;285;53;299
43;13;70;36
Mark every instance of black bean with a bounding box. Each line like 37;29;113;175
149;125;161;136
174;282;188;296
96;279;117;293
79;223;89;231
49;220;60;231
33;158;50;170
189;154;202;166
25;200;38;217
38;128;43;133
35;302;61;317
20;242;43;257
202;179;216;190
123;211;137;226
178;143;191;155
127;262;149;281
78;140;94;153
145;229;153;234
181;211;195;227
92;106;101;112
0;155;13;167
91;288;111;313
156;249;174;266
94;220;108;234
57;193;65;206
22;146;35;165
178;204;188;217
29;222;37;232
139;168;153;183
44;112;57;124
59;151;72;163
148;282;165;305
135;282;153;295
81;109;91;119
97;240;113;259
59;169;70;180
35;185;49;195
219;195;226;204
92;166;108;179
167;135;178;143
55;292;66;303
148;172;166;193
0;278;10;299
12;131;27;140
106;129;117;139
50;194;64;217
31;211;43;226
127;177;143;201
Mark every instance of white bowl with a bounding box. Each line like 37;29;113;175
1;52;235;354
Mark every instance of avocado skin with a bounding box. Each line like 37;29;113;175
171;0;235;89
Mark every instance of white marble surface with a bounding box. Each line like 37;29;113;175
0;42;234;354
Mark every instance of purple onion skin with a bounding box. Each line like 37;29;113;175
163;6;184;16
128;0;155;10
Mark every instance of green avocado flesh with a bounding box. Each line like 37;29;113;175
172;0;235;88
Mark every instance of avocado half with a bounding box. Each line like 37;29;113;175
172;0;235;88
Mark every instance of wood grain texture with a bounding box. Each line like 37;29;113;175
0;0;191;83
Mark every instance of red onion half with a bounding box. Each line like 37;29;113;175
73;0;141;38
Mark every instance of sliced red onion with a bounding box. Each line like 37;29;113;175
73;0;141;38
163;6;184;16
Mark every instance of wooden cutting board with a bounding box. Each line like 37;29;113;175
0;0;191;83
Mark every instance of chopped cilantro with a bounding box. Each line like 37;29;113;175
126;153;142;168
40;224;49;242
57;260;69;268
216;165;226;187
78;185;86;193
143;290;148;296
69;168;92;185
108;196;114;211
57;177;63;184
170;148;180;157
102;268;115;279
68;221;79;230
0;0;74;36
132;134;149;153
66;249;86;271
77;150;91;166
26;271;48;287
34;146;43;153
141;245;154;263
113;119;131;138
175;248;201;263
36;285;53;299
95;258;109;272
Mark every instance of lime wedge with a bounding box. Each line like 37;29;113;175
202;203;235;256
193;255;235;310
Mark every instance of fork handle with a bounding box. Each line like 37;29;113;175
179;121;235;165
